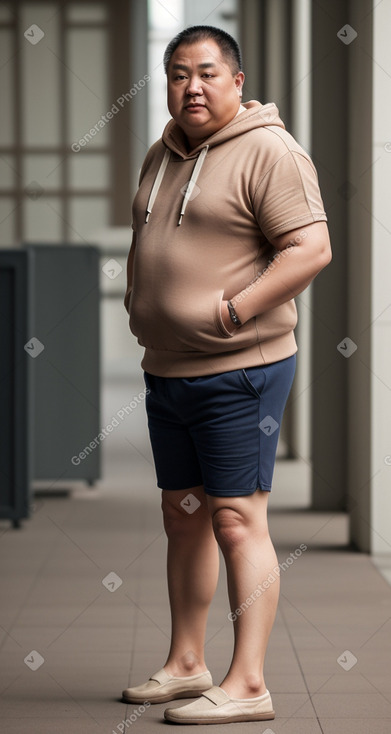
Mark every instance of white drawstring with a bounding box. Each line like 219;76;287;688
178;146;209;226
145;148;171;223
145;145;209;226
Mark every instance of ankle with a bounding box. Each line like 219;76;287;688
164;651;208;677
220;673;267;698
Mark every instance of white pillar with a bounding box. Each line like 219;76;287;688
290;0;312;462
370;0;391;554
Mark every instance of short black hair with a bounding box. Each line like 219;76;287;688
163;25;242;75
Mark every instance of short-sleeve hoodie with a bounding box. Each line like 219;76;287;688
126;100;327;377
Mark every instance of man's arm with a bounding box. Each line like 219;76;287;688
124;230;137;314
221;221;331;331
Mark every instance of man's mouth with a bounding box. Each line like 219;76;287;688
184;103;205;111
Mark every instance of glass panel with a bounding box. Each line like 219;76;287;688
66;3;108;23
69;153;109;189
24;196;62;242
149;0;183;29
0;155;15;189
148;0;184;145
148;39;170;145
0;198;15;247
184;0;238;31
21;4;60;146
69;196;109;243
67;29;108;148
0;30;14;145
24;154;62;191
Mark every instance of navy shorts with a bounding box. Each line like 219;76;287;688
143;354;296;497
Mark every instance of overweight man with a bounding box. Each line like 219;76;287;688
122;24;331;725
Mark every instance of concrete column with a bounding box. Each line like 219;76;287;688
110;0;131;224
345;0;373;551
239;0;264;101
263;0;292;128
368;0;391;554
310;0;349;510
290;0;312;461
129;0;149;198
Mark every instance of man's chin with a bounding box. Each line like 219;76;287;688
180;118;215;137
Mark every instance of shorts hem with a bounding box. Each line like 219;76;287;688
204;485;271;497
158;481;203;491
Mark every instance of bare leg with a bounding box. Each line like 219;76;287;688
162;485;220;676
207;489;279;698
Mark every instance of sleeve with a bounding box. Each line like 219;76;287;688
252;150;327;241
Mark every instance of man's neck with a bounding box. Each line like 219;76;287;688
185;104;247;151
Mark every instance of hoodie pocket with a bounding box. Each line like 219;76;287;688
162;291;235;351
128;289;261;354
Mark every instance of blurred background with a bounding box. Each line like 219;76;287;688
1;2;391;732
1;1;391;556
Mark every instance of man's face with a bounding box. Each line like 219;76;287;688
166;39;244;147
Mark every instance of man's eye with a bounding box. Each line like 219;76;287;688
202;74;214;78
174;75;187;81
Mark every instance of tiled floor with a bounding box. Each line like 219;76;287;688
1;377;391;733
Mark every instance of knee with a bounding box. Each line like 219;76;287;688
211;507;248;551
161;494;207;539
161;497;183;538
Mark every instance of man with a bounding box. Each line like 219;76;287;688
122;25;331;725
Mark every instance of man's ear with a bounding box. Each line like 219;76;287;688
235;71;245;96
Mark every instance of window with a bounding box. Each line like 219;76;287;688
0;1;130;248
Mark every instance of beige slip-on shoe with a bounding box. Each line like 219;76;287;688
122;668;213;704
164;685;275;724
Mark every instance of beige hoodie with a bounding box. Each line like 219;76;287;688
125;100;327;377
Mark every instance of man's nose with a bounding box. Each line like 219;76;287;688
186;76;203;95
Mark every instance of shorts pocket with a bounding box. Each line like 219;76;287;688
241;366;266;397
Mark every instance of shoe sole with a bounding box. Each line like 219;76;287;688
122;689;209;705
164;709;275;724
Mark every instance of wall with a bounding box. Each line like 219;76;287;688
369;0;391;554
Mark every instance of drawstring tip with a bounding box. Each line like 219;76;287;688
177;215;183;226
145;211;150;223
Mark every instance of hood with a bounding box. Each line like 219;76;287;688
162;100;284;158
145;100;285;226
